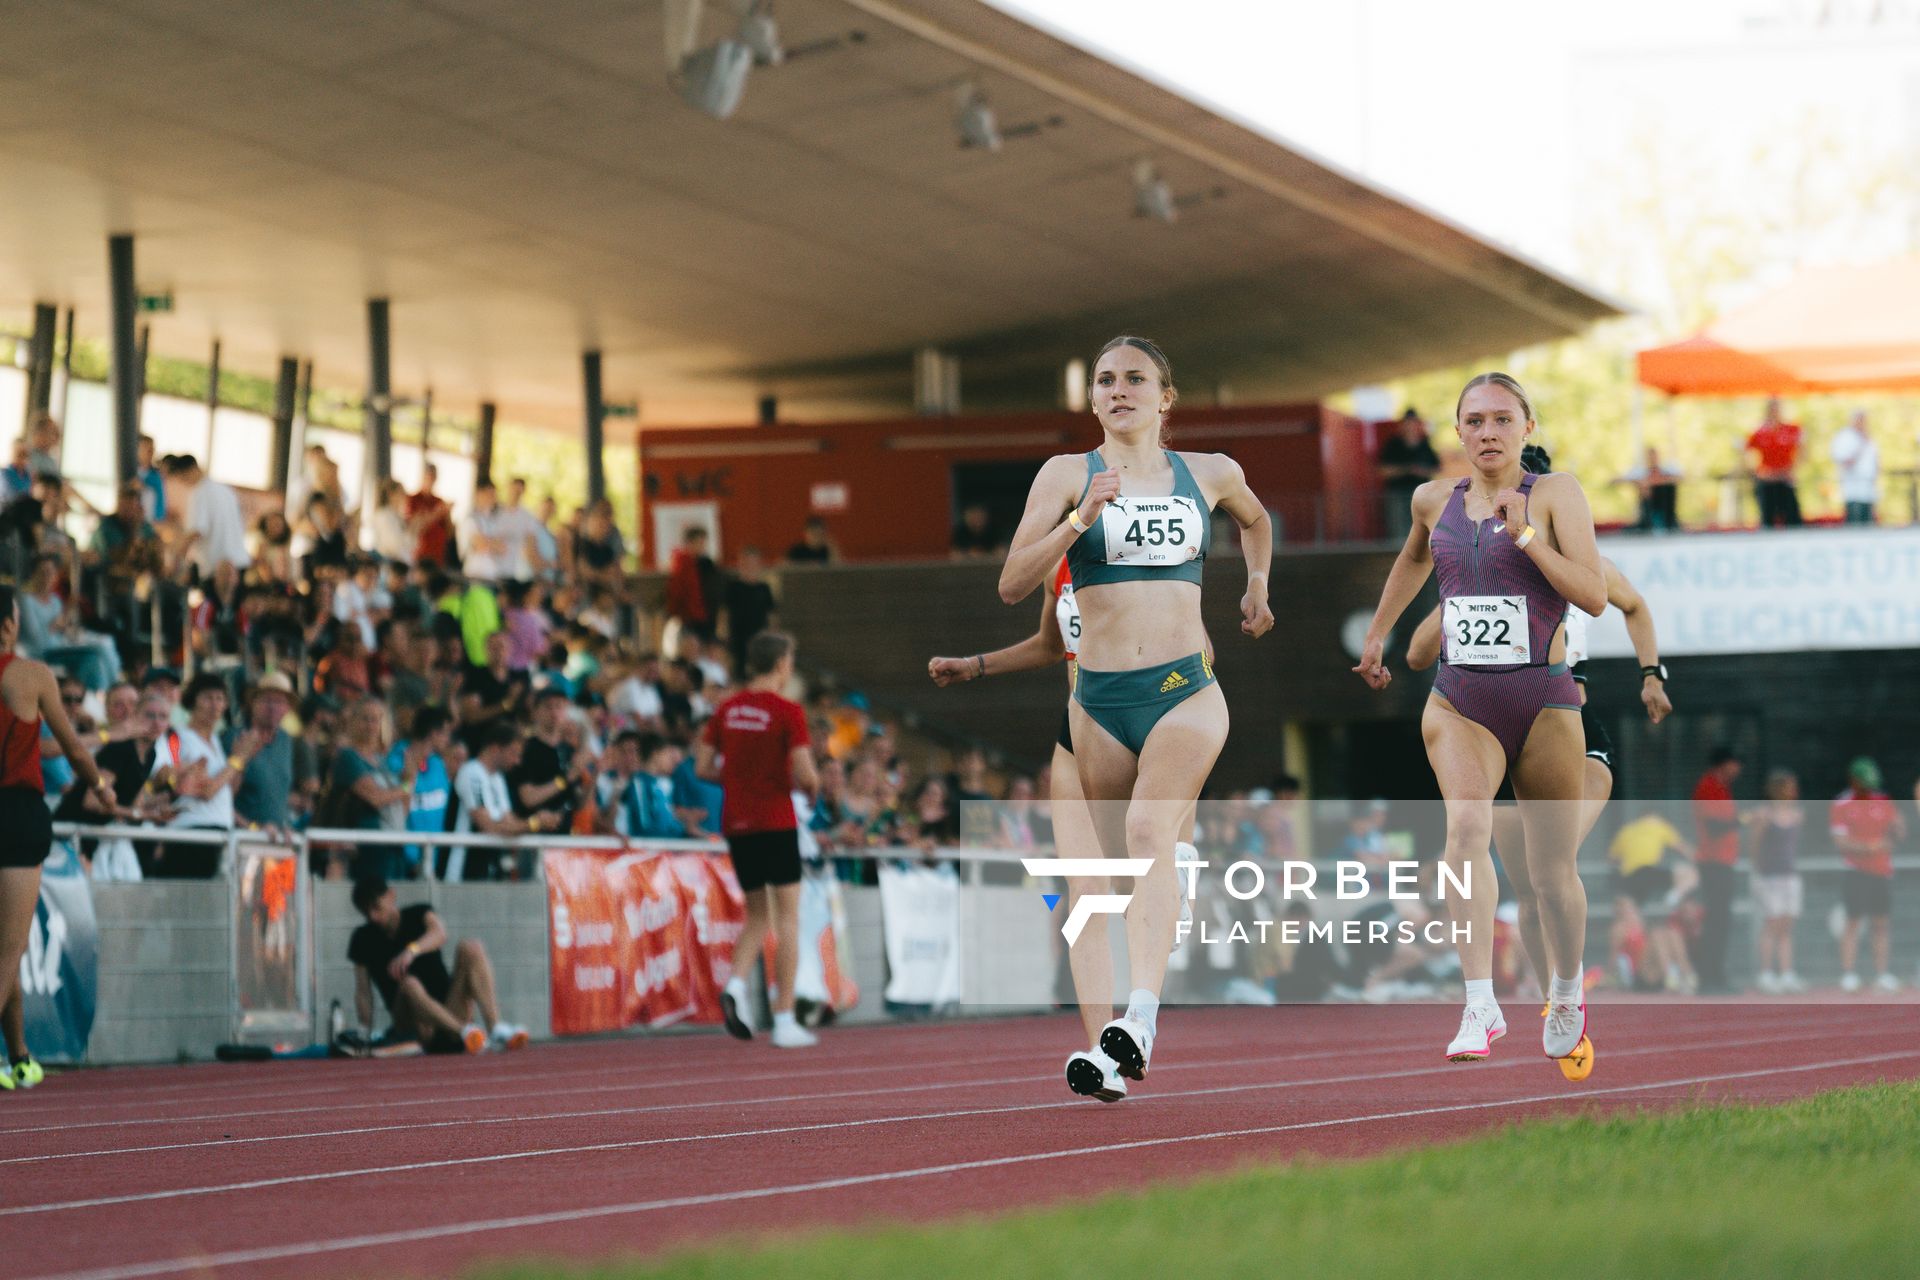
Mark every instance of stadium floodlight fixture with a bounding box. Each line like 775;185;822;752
955;83;1002;152
736;0;784;66
676;38;755;120
1134;159;1178;223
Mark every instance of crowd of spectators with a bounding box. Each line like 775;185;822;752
5;416;1020;887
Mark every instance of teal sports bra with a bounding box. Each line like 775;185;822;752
1064;449;1212;589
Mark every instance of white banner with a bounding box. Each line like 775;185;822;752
877;863;963;1007
1587;527;1920;657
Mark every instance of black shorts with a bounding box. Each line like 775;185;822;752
727;829;802;893
1580;702;1614;771
1057;707;1074;755
1843;870;1892;919
1615;864;1672;908
0;786;53;870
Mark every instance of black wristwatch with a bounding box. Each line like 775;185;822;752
1641;663;1668;683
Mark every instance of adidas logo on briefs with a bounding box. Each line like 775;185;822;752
1159;669;1189;694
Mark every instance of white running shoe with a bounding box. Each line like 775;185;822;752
1841;972;1863;994
1756;971;1781;995
1543;1001;1586;1060
1777;972;1808;994
1065;1049;1128;1102
1099;1015;1155;1081
1446;1002;1507;1062
1874;972;1901;993
489;1022;530;1051
770;1020;818;1049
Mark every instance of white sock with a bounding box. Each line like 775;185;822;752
1126;988;1160;1030
1549;973;1583;1005
1463;978;1496;1008
725;976;748;1003
773;1010;799;1032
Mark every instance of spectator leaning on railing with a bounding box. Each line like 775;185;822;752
1616;446;1682;533
1376;408;1440;543
228;671;316;836
148;674;260;878
388;705;458;876
446;722;544;882
1745;398;1803;529
1829;410;1880;525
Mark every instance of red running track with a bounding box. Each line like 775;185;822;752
3;1002;1918;1279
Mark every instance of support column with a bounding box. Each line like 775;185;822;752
204;338;222;460
292;359;313;472
53;307;74;423
107;235;139;487
24;302;56;419
419;387;434;462
475;401;497;489
135;323;150;418
366;298;392;486
270;356;299;495
582;350;606;505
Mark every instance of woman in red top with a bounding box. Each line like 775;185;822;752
0;585;113;1092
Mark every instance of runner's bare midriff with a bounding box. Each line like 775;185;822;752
1072;578;1206;670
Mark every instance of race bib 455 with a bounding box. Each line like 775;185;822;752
1103;495;1203;566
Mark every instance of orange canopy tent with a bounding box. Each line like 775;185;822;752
1637;260;1920;395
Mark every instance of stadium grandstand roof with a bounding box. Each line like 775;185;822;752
0;0;1620;429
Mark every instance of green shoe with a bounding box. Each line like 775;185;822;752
10;1058;43;1089
0;1067;12;1092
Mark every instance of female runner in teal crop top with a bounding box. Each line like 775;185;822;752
998;335;1274;1092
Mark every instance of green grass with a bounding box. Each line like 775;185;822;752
485;1082;1920;1280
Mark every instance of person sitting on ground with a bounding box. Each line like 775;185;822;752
347;876;527;1054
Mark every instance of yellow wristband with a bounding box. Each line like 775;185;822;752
1067;510;1089;534
228;755;245;770
1514;524;1537;550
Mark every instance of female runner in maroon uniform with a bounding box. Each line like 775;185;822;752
0;585;114;1091
1354;374;1605;1070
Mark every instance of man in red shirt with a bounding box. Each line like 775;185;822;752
1745;398;1803;528
1690;746;1743;994
1830;757;1906;992
407;463;457;569
696;631;820;1048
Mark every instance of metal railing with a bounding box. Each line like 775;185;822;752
51;819;1032;1051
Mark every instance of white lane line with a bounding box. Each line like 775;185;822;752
0;1031;1128;1119
24;1049;1918;1280
2;1020;1894;1168
0;1019;1525;1138
1;1003;1840;1124
0;1001;1862;1137
5;1024;1907;1207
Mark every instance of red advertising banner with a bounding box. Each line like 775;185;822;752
545;848;744;1035
546;847;859;1037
